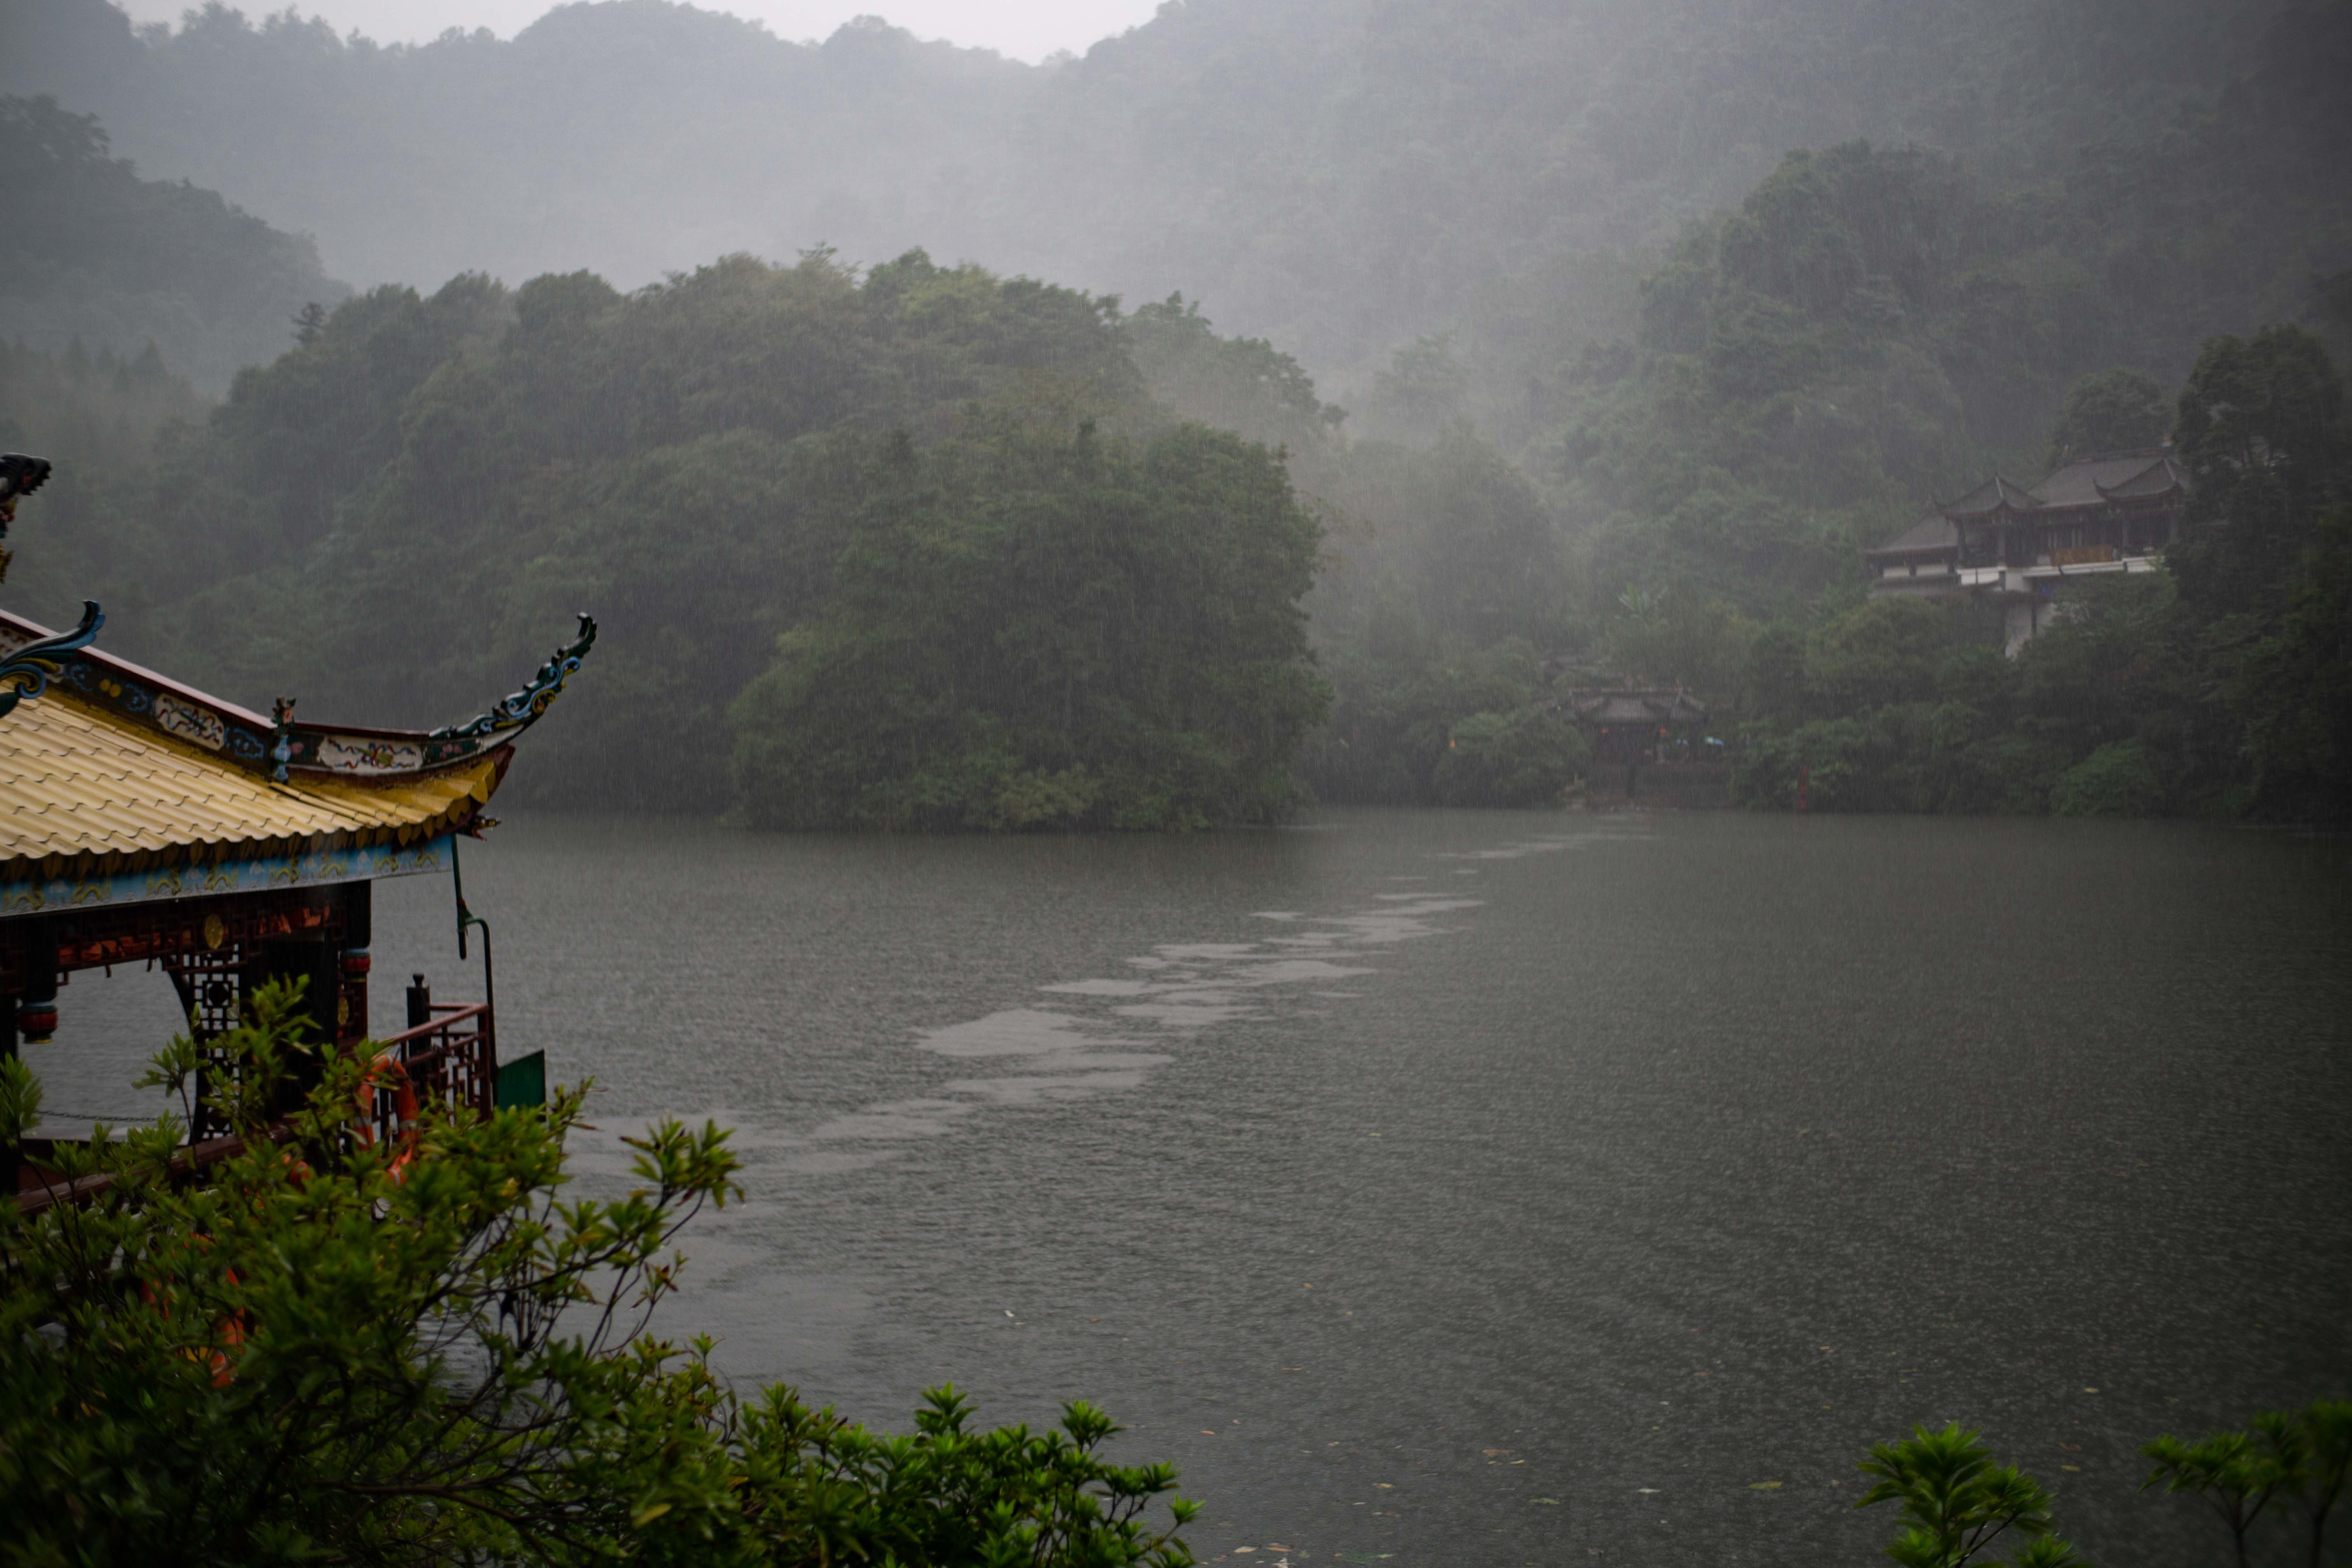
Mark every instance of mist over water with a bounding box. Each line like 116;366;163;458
273;811;2352;1565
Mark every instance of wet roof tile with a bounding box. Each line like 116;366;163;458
1867;513;1959;555
0;690;500;873
2031;448;2179;507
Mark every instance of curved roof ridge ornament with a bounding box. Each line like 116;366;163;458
430;614;598;743
0;601;103;720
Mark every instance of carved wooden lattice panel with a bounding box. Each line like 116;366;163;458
166;946;248;1143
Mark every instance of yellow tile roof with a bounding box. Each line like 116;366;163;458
0;689;503;876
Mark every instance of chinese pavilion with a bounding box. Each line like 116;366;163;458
1552;687;1720;806
1864;445;2188;654
0;460;593;1210
1559;686;1713;766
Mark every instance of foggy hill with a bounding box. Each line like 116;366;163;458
1;0;1033;310
6;0;2326;411
0;92;343;388
0;0;2342;826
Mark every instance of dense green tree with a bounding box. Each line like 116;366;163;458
1125;293;1343;455
53;249;1333;824
2235;503;2352;820
2143;1401;2352;1568
1599;584;1752;693
10;8;2345;827
1730;576;2204;816
1856;1423;2085;1568
731;418;1327;831
2047;740;2165;817
2046;369;2173;466
2168;324;2349;619
1555;142;2003;609
1429;704;1590;808
0;336;203;625
1299;633;1567;807
1722;320;2352;821
1359;335;1469;440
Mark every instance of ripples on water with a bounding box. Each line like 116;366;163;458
36;811;2352;1566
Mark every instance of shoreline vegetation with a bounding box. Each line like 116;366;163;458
11;241;2343;829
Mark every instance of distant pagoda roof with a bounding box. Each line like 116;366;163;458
1936;474;2041;520
0;608;593;886
2080;448;2188;502
1871;446;2191;555
1863;512;1960;559
1561;688;1711;725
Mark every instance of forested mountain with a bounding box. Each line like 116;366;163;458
7;0;2331;414
1;0;2347;824
1532;0;2350;615
13;252;1330;827
0;93;342;387
2;0;1029;321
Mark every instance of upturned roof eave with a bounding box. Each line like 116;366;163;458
0;610;595;784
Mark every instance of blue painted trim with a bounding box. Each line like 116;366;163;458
0;834;454;917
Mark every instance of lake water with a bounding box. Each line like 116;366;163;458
38;810;2352;1566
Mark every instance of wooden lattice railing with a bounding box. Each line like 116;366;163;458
359;1002;495;1148
14;1005;497;1217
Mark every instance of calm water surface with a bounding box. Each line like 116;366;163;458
41;810;2352;1565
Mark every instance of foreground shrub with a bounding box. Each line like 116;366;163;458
1856;1400;2351;1568
0;982;1196;1566
2143;1400;2352;1568
1856;1423;2084;1567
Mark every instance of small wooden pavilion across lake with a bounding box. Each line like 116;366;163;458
1561;686;1712;766
1557;685;1723;806
0;575;592;1208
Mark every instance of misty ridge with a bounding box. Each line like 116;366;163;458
12;0;2338;409
0;0;2348;825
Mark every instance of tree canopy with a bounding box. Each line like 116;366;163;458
10;248;1328;826
2;0;2349;824
8;0;2340;424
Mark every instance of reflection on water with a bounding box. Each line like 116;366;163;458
33;811;2352;1566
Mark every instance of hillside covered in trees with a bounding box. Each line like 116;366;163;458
13;252;1334;828
0;93;342;387
1;0;2347;824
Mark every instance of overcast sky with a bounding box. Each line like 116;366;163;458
112;0;1168;61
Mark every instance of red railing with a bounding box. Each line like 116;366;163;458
360;1002;495;1147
